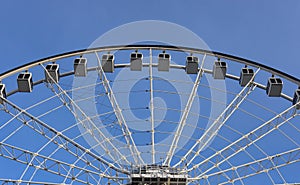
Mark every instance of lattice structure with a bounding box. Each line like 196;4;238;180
0;45;299;184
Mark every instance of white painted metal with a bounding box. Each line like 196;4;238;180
178;68;260;168
0;97;129;175
164;54;206;166
95;52;145;165
42;64;131;168
0;46;299;184
149;48;155;164
188;102;299;177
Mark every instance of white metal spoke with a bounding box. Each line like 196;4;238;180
251;141;287;184
219;115;287;184
0;179;69;185
0;92;61;132
0;104;64;144
42;64;131;167
28;120;128;184
0;45;299;184
62;124;140;184
0;97;129;175
188;102;299;177
178;68;260;168
1;124;24;143
149;48;155;164
2;100;118;175
95;51;144;165
0;142;119;183
193;147;300;184
164;54;206;166
2;103;107;175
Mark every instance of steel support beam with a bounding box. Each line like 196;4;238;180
0;142;119;183
0;97;129;175
95;52;144;165
178;69;259;168
188;102;299;178
199;147;300;185
149;48;155;164
164;54;206;166
42;64;130;168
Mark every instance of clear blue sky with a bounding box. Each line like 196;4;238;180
0;1;299;78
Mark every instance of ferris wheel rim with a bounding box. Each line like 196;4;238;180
0;44;299;86
0;44;299;184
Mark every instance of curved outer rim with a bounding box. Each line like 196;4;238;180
0;45;299;182
0;44;299;86
3;63;293;102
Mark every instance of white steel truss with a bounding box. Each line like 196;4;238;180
149;48;155;164
0;46;299;184
164;54;207;166
95;52;144;165
188;102;299;178
177;68;260;168
0;142;127;183
0;179;69;185
189;147;300;184
41;64;131;168
0;97;129;175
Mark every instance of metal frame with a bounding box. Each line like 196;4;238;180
149;48;155;164
177;68;260;168
95;52;145;166
0;44;300;185
164;54;207;166
0;97;129;175
41;64;132;169
188;102;299;176
1;45;299;86
195;147;300;184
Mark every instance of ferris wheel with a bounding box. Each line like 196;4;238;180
0;44;299;185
